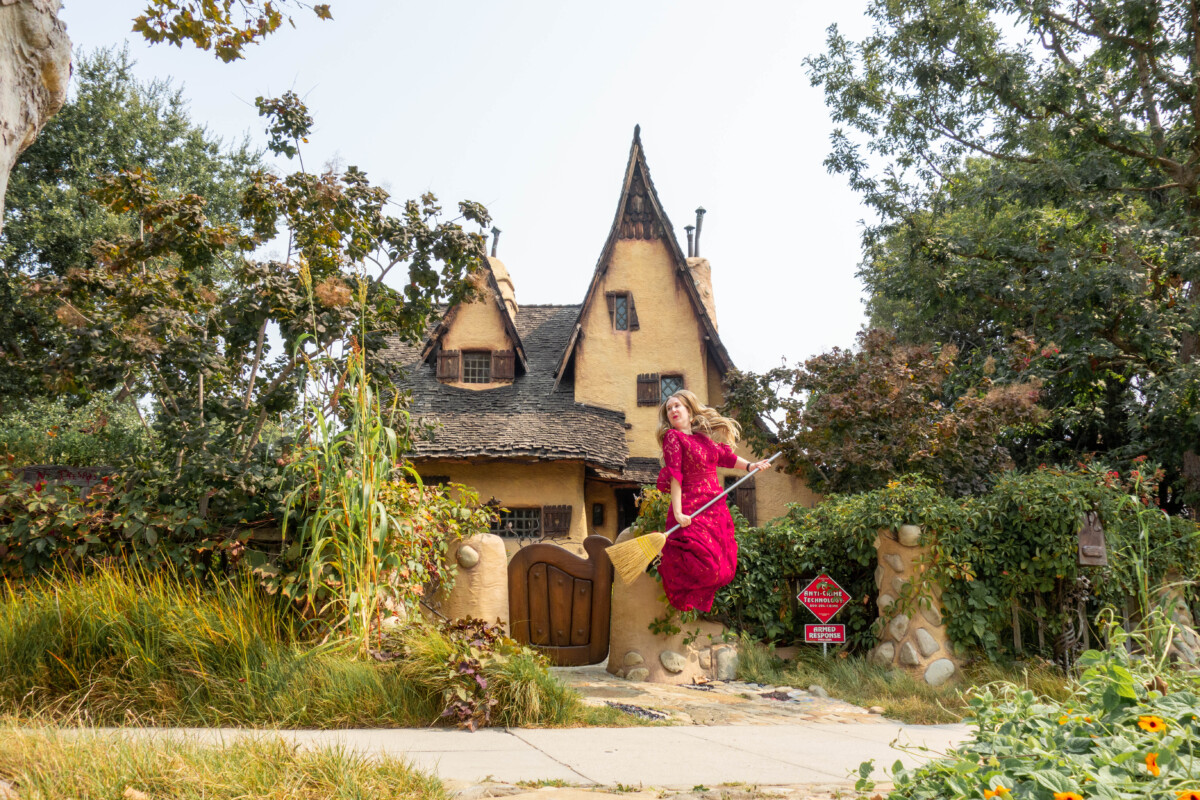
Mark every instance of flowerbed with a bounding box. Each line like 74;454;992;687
861;627;1200;798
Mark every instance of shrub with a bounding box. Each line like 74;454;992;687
0;396;151;467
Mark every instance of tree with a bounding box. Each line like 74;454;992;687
724;329;1044;496
134;1;332;63
0;0;71;230
1;47;260;402
26;86;488;528
807;0;1200;511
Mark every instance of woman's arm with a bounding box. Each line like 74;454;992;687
733;455;773;473
670;477;691;528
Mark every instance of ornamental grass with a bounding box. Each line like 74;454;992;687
0;566;618;729
0;723;446;800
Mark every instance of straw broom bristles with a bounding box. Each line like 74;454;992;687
609;531;666;584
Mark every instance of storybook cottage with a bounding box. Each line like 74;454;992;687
384;128;817;556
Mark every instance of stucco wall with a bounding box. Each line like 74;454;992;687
416;460;589;558
439;285;515;391
584;480;619;540
573;239;711;460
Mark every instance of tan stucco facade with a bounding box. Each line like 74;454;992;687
439;284;516;391
416;460;590;557
573;239;711;460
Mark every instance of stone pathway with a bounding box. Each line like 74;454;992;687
552;663;885;726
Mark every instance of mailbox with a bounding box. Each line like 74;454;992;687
1077;511;1108;566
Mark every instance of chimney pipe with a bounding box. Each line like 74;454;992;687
685;225;695;257
490;227;501;257
693;207;706;257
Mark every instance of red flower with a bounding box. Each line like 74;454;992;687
33;481;45;493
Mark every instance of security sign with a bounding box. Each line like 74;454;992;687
798;574;850;623
804;624;846;644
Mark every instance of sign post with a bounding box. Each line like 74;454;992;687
798;574;850;658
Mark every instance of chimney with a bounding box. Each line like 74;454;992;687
693;207;706;257
490;226;501;257
685;225;695;257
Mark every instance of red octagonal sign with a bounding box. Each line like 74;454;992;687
798;574;850;623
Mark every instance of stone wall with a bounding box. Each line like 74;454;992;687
867;525;958;687
606;529;737;684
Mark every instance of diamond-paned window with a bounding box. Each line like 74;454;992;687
461;351;491;383
614;295;629;330
490;508;541;539
660;374;683;399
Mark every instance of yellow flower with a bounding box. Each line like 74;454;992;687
1053;793;1084;800
984;787;1011;798
1083;716;1093;722
1058;715;1071;725
1138;715;1167;733
1177;793;1200;800
1146;752;1161;777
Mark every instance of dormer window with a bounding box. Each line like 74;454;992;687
437;349;516;384
605;291;639;331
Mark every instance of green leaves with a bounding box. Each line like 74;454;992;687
133;1;333;63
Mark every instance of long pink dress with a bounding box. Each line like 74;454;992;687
655;429;740;612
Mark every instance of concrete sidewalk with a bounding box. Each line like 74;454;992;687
106;722;971;789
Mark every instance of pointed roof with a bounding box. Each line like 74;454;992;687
418;255;529;373
554;126;735;383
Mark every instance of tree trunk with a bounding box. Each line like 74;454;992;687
0;0;70;233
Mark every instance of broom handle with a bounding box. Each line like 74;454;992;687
662;451;783;536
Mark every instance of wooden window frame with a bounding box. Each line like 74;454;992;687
461;350;492;383
660;373;684;399
605;291;639;332
490;507;542;539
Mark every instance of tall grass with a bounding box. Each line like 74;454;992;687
0;567;611;728
0;723;446;800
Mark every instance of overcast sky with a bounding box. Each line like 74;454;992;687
59;1;877;375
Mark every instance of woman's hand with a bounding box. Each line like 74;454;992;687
749;459;773;473
675;511;692;527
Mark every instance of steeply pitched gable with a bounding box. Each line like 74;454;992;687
419;256;529;374
554;126;734;384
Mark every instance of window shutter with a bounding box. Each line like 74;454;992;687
606;293;616;325
636;373;660;406
492;350;515;380
541;505;572;538
437;349;460;380
735;482;757;526
628;294;639;330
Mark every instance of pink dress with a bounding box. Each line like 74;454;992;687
655;429;740;612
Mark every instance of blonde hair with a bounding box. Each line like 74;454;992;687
656;389;741;446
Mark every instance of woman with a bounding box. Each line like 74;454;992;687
655;390;772;612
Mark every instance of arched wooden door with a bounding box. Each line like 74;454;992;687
508;536;613;666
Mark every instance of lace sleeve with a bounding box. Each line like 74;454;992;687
716;441;739;469
656;430;684;491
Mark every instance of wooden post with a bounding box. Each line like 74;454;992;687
1012;600;1023;654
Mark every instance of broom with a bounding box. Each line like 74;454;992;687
608;451;783;584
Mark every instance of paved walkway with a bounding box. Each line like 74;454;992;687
80;664;973;798
111;720;969;792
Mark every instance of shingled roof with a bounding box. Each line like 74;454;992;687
382;304;629;471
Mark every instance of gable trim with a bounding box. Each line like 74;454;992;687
418;259;529;373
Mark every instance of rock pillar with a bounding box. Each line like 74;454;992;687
867;525;958;687
607;528;734;684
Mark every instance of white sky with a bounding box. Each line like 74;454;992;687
58;1;876;375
